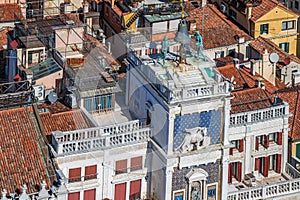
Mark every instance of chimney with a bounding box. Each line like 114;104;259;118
64;3;71;13
292;71;300;86
233;58;239;70
201;0;207;7
246;4;252;20
255;77;264;88
250;59;256;75
111;0;115;8
83;1;89;13
107;42;111;54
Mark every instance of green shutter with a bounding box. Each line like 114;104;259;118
260;24;264;34
246;46;250;58
296;143;300;159
286;43;290;53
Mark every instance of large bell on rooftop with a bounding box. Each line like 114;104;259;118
175;19;191;45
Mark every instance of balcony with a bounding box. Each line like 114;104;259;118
229;103;288;127
51;120;150;156
227;164;300;200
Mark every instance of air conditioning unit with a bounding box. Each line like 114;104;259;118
33;85;45;101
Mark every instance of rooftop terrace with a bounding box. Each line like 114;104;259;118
127;48;230;103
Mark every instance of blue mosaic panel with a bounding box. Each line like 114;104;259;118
172;162;220;192
173;110;222;149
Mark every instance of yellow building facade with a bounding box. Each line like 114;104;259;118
212;0;299;55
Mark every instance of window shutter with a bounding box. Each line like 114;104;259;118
228;163;232;184
85;165;97;180
263;156;270;177
116;159;127;174
277;132;282;145
260;24;264;34
255;158;260;171
84;189;96;200
68;192;80;200
286;43;290;53
276;154;282;173
115;183;126;200
69;168;81;182
255;136;259;151
129;180;141;200
229;148;233;155
131;156;142;171
239;139;244;152
264;135;269;149
237;162;242;182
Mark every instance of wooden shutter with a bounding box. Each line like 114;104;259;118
237;162;242;182
131;156;142;171
69;168;81;182
228;163;232;184
277;132;282;145
129;179;141;200
264;135;269;149
85;165;97;180
276;154;282;173
229;148;233;155
68;192;80;200
239;139;244;152
255;158;260;171
255;136;259;151
115;183;126;200
84;189;96;200
263;156;270;177
116;159;127;174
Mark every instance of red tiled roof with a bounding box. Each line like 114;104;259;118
217;64;247;90
186;4;252;49
275;86;300;139
231;87;274;113
40;109;93;135
249;37;300;68
250;0;278;22
0;107;51;194
0;3;24;22
250;0;298;22
217;63;285;93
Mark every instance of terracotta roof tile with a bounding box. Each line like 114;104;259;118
275;86;300;139
249;37;300;68
231;87;274;113
250;0;298;22
39;109;93;136
0;3;24;22
0;107;52;194
186;4;252;49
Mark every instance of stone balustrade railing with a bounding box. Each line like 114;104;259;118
51;120;150;156
229;103;288;127
228;164;300;200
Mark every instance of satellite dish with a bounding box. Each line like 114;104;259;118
47;91;58;104
269;52;279;63
284;57;291;65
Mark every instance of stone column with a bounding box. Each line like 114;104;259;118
167;114;175;156
56;180;68;200
244;134;252;174
164;167;174;200
282;102;290;173
221;159;229;200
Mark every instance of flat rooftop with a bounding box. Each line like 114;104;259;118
138;52;216;89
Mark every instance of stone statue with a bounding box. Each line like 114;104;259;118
161;36;170;65
194;31;206;61
177;127;208;152
191;181;202;200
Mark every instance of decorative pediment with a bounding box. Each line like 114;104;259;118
186;168;208;182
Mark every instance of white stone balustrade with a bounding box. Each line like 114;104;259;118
229;103;287;127
127;51;230;103
227;164;300;200
51;120;151;156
